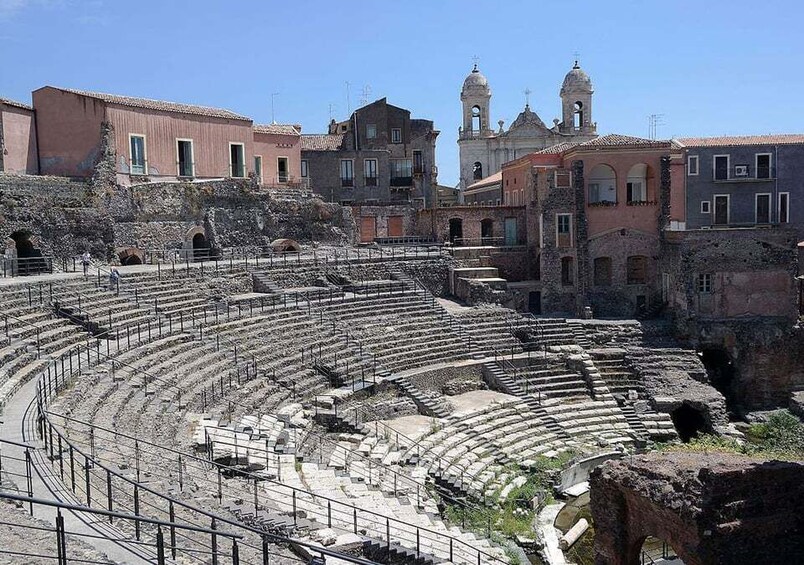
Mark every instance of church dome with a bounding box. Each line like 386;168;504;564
561;62;593;94
462;65;489;92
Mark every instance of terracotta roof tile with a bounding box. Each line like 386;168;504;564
254;123;301;136
675;134;804;147
0;97;33;111
467;171;502;189
536;141;579;154
578;133;669;148
53;87;251;121
300;134;345;151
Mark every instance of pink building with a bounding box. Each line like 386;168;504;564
252;124;303;187
32;87;255;184
0;97;38;174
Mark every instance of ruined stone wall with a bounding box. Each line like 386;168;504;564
0;175;357;262
587;228;661;318
591;452;804;565
691;319;804;411
415;206;526;244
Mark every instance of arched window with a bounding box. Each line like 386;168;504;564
593;256;612;286
481;218;494;243
471;105;482;132
626;163;649;203
573;101;583;129
473;161;483;180
588;164;617;204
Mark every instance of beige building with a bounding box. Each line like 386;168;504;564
457;62;598;192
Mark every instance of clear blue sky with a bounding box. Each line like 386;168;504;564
3;0;803;186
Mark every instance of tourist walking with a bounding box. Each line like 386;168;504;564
81;251;91;275
109;268;120;292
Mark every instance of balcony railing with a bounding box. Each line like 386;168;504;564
341;178;354;188
365;176;378;187
714;166;776;182
390;176;413;188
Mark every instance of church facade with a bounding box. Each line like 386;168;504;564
457;62;599;191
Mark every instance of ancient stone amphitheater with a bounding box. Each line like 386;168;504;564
0;247;719;565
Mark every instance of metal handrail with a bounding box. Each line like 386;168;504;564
38;339;506;564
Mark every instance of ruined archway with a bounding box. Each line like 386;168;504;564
637;536;684;564
700;348;737;412
270;239;301;254
670;403;706;442
117;247;144;266
9;231;45;275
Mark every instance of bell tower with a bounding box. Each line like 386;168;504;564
458;63;493;190
559;61;595;135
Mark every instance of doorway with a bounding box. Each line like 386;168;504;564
480;218;494;244
528;291;542;315
448;218;463;244
504;217;517;246
192;232;210;261
713;195;729;225
670;404;707;442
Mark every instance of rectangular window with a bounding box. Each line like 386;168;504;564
755;193;771;224
277;157;288;183
177;139;194;177
779;192;790;223
364;158;378;187
556;213;572;248
713;194;729;225
756;153;772;179
700;200;711;214
390;158;412;186
554;169;571;188
687;155;699;176
627;181;646;202
589;183;600;203
229;143;245;178
366;124;377;139
561;257;574;286
697;273;712;293
130;134;147;175
254;155;262;183
714;155;729;180
413;150;423;174
301;159;308;178
340;159;354;187
391;128;402;143
627;256;647;285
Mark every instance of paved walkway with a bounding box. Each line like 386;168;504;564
0;377;151;563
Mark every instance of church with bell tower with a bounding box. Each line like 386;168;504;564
458;61;599;191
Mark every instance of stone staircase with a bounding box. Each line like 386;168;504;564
389;375;451;418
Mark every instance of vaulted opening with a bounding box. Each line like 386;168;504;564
670;404;707;442
637;536;685;565
473;161;483;180
700;347;737;412
10;230;45;275
192;232;210;261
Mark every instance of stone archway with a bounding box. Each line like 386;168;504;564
270;238;301;254
8;231;45;275
700;348;737;412
117;247;144;266
670;404;707;442
591;452;804;565
185;226;210;262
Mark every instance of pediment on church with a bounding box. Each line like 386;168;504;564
503;122;554;138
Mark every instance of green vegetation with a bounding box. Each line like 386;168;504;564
659;410;804;460
564;506;595;565
443;452;577;540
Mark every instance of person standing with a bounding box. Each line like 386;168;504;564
81;251;91;275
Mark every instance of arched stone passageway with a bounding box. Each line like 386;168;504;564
700;348;737;412
192;232;210;261
270;239;301;254
637;535;684;564
670;404;706;442
8;231;45;275
117;247;144;266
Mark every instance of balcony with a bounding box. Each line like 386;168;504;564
341;178;354;188
390;176;413;188
365;176;378;187
714;166;776;182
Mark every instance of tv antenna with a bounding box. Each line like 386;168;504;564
346;81;352;114
648;113;665;140
360;85;372;106
270;92;279;124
